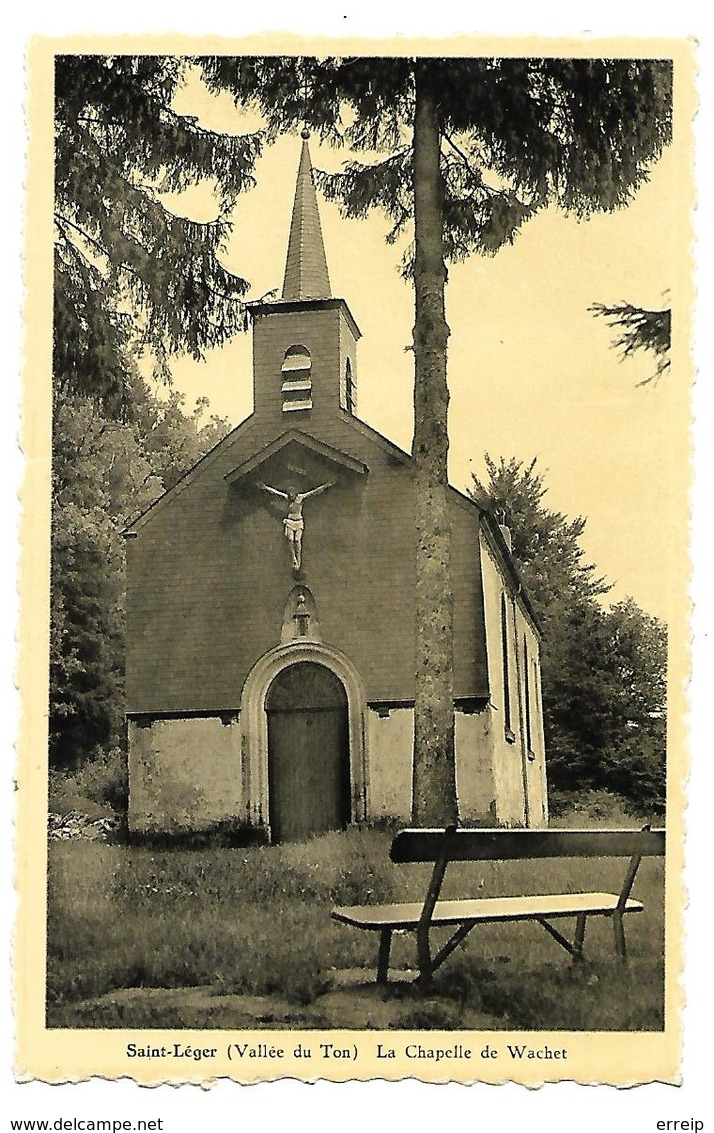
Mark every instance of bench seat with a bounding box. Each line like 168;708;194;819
332;891;644;932
330;826;664;986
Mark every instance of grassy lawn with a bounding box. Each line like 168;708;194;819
46;816;665;1031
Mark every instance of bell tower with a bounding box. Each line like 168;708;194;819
247;131;361;430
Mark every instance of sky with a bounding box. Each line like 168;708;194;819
165;70;686;624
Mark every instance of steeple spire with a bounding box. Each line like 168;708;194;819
281;130;332;301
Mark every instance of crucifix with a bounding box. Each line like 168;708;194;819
259;479;334;571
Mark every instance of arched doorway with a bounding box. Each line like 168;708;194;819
266;661;350;843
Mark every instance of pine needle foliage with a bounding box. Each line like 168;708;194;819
200;56;672;255
590;301;671;385
54;54;263;418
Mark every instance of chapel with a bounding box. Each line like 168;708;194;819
124;135;548;841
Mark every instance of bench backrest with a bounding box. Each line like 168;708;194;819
390;826;666;864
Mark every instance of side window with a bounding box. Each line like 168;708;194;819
500;593;514;741
281;345;312;412
532;656;541;750
523;633;533;755
340;357;357;414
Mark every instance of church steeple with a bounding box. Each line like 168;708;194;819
281;130;332;301
247;135;360;427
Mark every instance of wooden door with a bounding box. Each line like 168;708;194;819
266;662;350;843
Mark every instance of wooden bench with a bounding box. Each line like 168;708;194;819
332;825;665;988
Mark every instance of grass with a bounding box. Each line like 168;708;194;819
46;800;666;1031
47;828;392;1011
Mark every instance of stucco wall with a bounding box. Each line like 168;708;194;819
128;693;535;836
531;648;548;823
365;707;413;820
455;707;497;823
365;705;499;825
128;717;243;834
479;530;550;827
490;718;528;826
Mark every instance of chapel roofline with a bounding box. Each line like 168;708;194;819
223;429;369;485
245;296;362;341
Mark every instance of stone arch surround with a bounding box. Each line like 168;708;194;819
240;641;368;838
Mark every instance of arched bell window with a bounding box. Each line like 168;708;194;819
281;345;312;412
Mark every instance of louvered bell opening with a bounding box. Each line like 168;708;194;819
282;346;312;412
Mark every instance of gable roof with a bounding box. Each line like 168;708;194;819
224;429;368;485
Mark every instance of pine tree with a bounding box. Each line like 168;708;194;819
54;54;262;418
198;55;672;822
590;300;671;385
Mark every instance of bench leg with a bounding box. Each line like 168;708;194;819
430;922;477;975
537;917;587;962
416;923;433;991
377;928;392;984
613;912;627;960
573;914;587;962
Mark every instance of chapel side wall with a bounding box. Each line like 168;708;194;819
128;717;242;834
479;529;548;828
514;608;548;827
450;497;489;698
533;651;549;824
479;530;528;826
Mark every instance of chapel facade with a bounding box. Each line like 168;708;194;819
124;136;548;841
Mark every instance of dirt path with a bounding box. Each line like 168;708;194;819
57;969;496;1031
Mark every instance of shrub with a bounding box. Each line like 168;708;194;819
547;787;657;826
49;747;128;819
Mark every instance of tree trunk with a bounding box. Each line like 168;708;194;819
410;61;457;825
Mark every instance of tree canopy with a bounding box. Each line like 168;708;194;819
482;455;609;619
200;56;672;258
54;55;262;418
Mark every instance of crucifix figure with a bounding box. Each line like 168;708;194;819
259;479;334;571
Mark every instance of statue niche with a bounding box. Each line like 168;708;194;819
280;585;322;644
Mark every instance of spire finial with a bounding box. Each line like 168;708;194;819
300;65;310;140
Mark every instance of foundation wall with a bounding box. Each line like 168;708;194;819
128;716;243;834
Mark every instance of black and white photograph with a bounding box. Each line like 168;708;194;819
14;35;696;1091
